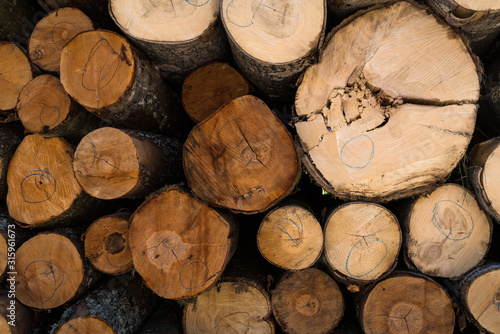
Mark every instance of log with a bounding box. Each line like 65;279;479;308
60;29;184;137
487;55;500;126
183;278;275;333
49;276;157;334
271;268;344;334
460;262;500;333
257;203;323;270
83;212;133;275
0;292;35;334
327;0;391;20
358;272;456;334
16;74;99;141
323;202;401;291
403;183;491;279
0;42;35;119
129;187;237;300
109;0;229;84
15;228;100;310
181;62;249;123
28;7;94;73
220;0;326;100
183;95;300;213
294;0;480;202
73;127;183;199
6;134;102;228
0;212;30;281
0;0;44;46
469;137;500;222
425;0;500;55
0;123;24;199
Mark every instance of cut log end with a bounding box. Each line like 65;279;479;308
257;204;323;270
60;30;135;110
55;317;114;334
324;202;401;283
272;268;344;334
28;7;94;73
84;214;133;275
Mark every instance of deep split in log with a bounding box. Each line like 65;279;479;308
257;203;323;270
0;292;34;334
109;0;229;83
183;278;275;333
6;135;101;228
0;123;24;199
271;268;344;334
460;262;500;333
129;187;237;300
73;127;183;200
183;95;300;213
358;272;456;334
28;7;94;73
16;74;99;141
15;229;100;310
181;62;249;123
294;0;479;202
83;213;133;275
323;202;401;290
221;0;326;99
404;183;491;279
0;41;35;119
60;30;184;136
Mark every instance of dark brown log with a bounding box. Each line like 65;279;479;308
15;228;100;310
0;0;45;47
49;276;157;334
109;0;229;84
60;29;184;137
16;74;99;141
271;268;344;334
129;187;237;300
403;183;491;279
73;127;183;199
0;292;35;334
183;95;300;213
181;62;249;123
460;262;500;333
0;123;23;199
220;0;326;100
327;0;392;19
358;272;456;334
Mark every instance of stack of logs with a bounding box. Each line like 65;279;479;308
1;0;500;333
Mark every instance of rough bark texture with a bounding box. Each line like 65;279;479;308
0;0;45;47
137;299;183;334
327;0;392;19
0;212;31;281
0;123;23;199
0;292;35;334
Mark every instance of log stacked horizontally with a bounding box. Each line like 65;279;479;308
2;0;500;333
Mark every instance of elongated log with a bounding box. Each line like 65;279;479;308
460;262;500;333
83;212;133;275
73;127;183;199
184;95;300;213
6;135;103;228
0;212;30;281
184;278;275;333
221;0;326;99
50;276;157;334
60;30;184;136
294;0;479;202
327;0;391;19
16;74;99;141
0;123;23;199
0;0;44;46
15;228;100;310
358;272;455;334
271;268;344;334
469;137;500;222
0;42;35;120
181;62;249;123
129;187;237;300
0;292;35;334
109;0;229;84
403;183;491;279
257;203;323;270
28;7;94;72
323;202;401;291
425;0;500;55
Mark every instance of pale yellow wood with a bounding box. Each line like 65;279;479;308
324;202;401;282
56;317;114;334
110;0;219;42
221;0;324;63
454;0;500;11
257;204;323;270
481;145;500;218
406;184;491;278
466;269;500;333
